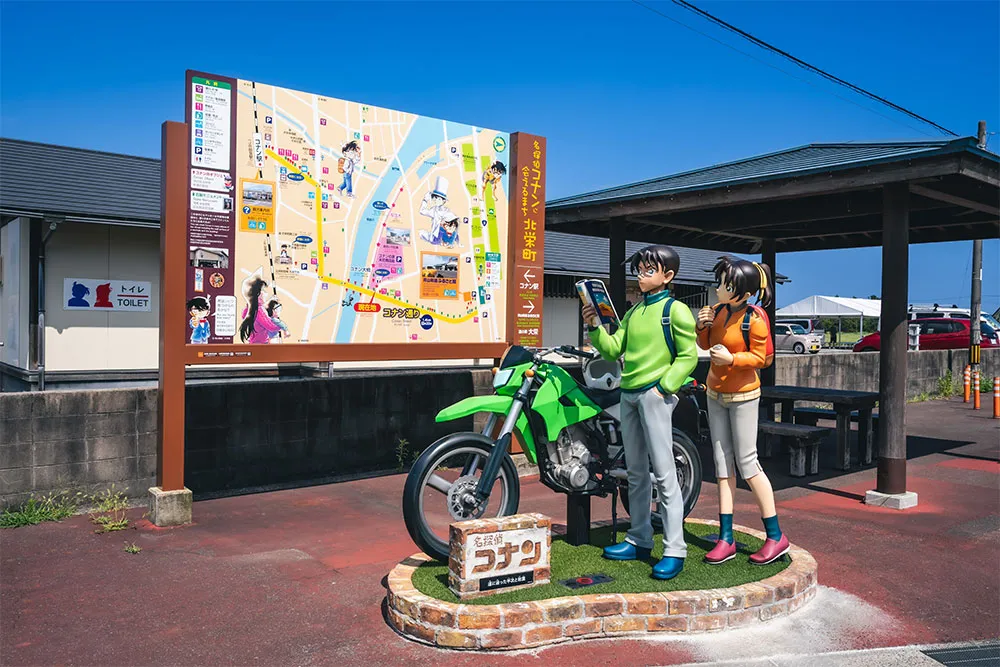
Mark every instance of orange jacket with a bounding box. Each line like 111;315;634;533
696;304;769;394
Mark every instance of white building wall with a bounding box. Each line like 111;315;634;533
43;222;161;371
1;218;31;369
542;297;580;347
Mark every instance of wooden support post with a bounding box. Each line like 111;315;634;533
157;121;188;493
609;217;627;318
761;239;777;420
876;184;909;496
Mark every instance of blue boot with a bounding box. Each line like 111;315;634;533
603;541;651;561
652;556;684;580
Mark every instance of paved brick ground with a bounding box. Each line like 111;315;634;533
2;398;997;666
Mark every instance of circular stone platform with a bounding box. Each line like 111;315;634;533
385;519;818;650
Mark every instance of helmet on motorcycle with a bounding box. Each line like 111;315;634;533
582;357;621;390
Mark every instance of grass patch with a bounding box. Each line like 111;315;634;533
124;541;142;554
87;484;130;533
0;491;83;529
412;522;788;605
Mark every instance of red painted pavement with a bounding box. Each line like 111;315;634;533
2;399;997;665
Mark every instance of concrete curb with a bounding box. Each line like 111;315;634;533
385;519;819;651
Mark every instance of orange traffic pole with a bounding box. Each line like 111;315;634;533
963;365;971;403
972;371;980;410
993;377;999;419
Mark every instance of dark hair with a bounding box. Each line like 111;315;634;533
239;278;267;342
491;160;507;175
712;255;774;307
266;299;281;317
626;244;680;282
187;297;210;312
342;140;359;154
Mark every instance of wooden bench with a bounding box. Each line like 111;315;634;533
793;407;880;464
758;421;832;477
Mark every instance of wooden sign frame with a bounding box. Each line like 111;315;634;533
157;83;545;491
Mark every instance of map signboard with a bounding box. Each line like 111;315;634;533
183;71;533;354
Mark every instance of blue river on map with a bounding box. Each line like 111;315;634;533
333;119;511;342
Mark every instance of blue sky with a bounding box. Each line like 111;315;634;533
1;0;997;310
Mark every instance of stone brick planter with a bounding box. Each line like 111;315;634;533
386;519;818;650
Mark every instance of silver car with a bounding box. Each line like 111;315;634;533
774;323;822;354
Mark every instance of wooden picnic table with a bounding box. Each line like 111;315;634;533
760;385;879;471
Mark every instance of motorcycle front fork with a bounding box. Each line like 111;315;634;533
473;374;532;501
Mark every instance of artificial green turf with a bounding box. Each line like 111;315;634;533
412;521;789;605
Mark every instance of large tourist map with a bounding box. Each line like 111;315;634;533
184;72;511;346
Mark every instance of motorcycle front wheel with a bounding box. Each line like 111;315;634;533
618;428;703;531
402;432;521;562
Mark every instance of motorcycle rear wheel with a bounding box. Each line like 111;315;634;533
618;428;703;531
402;433;521;562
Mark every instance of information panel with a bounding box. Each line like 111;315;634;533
184;71;515;347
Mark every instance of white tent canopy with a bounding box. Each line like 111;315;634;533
776;295;881;319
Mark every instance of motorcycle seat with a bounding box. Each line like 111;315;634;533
579;384;621;410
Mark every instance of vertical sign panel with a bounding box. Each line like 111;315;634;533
185;71;238;345
508;133;546;348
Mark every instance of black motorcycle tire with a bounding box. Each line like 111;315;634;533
619;428;703;531
402;432;521;562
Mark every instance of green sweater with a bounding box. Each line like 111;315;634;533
588;290;698;394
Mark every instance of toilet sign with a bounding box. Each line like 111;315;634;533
63;278;152;312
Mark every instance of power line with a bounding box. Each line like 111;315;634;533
631;0;958;137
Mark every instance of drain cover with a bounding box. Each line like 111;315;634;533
922;641;1000;666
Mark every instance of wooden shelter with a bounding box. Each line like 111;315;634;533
546;138;1000;498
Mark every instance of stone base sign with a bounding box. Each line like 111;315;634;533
449;513;551;599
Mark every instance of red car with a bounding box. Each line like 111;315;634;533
853;318;999;352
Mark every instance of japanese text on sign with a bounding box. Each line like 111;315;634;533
462;527;549;579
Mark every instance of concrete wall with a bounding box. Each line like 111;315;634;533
3;348;997;510
1;218;31;370
1;369;478;509
43;222;161;371
776;347;999;399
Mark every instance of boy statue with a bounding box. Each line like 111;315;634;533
581;245;698;580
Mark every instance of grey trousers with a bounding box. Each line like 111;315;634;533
707;395;763;480
620;388;687;557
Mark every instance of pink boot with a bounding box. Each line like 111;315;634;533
704;539;737;564
749;534;790;565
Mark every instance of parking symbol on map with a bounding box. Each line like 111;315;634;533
265;116;272;124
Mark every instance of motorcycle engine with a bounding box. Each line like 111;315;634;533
547;425;593;490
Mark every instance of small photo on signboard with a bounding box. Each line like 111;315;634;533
190;246;230;269
239;178;276;233
420;252;459;300
385;227;411;247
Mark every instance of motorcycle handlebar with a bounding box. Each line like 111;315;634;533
557;344;600;360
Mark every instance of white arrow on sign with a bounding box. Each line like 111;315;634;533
524;300;536;314
523;269;535;281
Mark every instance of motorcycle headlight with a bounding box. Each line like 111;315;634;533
493;368;514;389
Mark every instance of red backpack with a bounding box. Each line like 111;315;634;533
714;303;774;368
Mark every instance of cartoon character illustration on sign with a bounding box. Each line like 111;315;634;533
187;296;211;344
481;160;507;200
239;275;282;344
583;245;698;581
94;283;114;308
419;177;461;248
68;282;91;307
266;298;290;342
696;256;788;566
337;140;361;198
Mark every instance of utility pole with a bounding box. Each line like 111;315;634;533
970;122;986;374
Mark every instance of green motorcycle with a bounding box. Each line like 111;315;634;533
402;344;705;561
